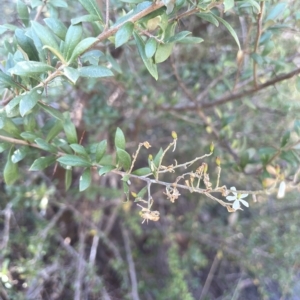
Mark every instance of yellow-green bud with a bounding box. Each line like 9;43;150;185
171;131;177;139
215;156;221;166
131;192;137;198
148;154;153;161
210;142;214;153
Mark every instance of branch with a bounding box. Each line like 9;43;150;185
253;2;265;88
161;67;300;111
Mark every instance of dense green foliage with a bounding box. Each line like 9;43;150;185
1;0;300;299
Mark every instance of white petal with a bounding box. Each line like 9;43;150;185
240;193;249;199
226;196;237;201
230;187;237;191
239;199;249;207
233;200;241;210
277;181;286;199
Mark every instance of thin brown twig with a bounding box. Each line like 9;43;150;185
253;2;265;88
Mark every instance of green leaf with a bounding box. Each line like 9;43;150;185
78;66;113;78
99;154;114;166
15;29;39;61
38;102;64;121
294;119;300;136
35;138;57;153
115;22;134;48
266;3;287;21
106;52;122;73
4;148;19;185
31;21;60;51
0;117;21;138
153;148;163;167
132;167;151;176
78;0;103;21
99;165;115;176
44;18;68;40
29;156;56;171
280;131;290;148
19;88;42;117
71;14;101;25
115;127;126;150
177;37;204;44
65;168;72;191
70;143;88;157
214;15;241;50
96;140;107;162
165;31;192;43
224;0;234;12
145;38;158;58
20;131;40;142
6;95;23;115
0;71;19;89
120;0;144;3
116;148;132;171
133;32;158;80
63;24;83;61
137;185;147;199
9;61;55;77
63;67;80;84
0;143;11;153
46;120;63;142
79;168;92;191
196;13;219;27
123;181;130;201
57;155;91;167
63;113;78;144
24;114;36;132
50;0;68;7
251;53;264;65
17;0;29;27
12;146;29;163
67;37;98;64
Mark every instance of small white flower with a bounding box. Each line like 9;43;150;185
226;187;249;210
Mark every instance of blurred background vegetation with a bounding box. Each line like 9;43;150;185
1;0;300;299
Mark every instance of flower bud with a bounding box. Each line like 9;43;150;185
215;156;221;166
210;142;214;153
171;131;177;139
148;154;153;161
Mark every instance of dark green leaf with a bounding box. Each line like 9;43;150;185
65;168;72;191
133;32;158;80
79;168;92;191
106;52;122;73
9;61;55;77
46;120;63;142
38;102;64;121
165;31;192;43
57;155;91;167
63;24;83;61
71;14;101;25
67;37;98;64
78;66;113;78
0;71;19;89
15;29;39;61
280;131;290;148
145;38;158;58
63;67;80;84
78;0;103;21
137;185;147;199
0;117;21;138
63;113;78;144
35;138;57;153
132;167;151;176
115;22;134;48
44;18;68;40
99;165;115;176
115;127;126;150
213;15;241;50
153;148;163;167
70;144;88;157
24;114;37;132
116;148;132;171
4;148;19;185
20;131;40;141
12;146;29;163
123;181;130;201
17;0;29;26
177;37;204;44
31;21;60;51
29;156;56;171
266;3;287;21
96;140;107;162
19;88;42;117
196;13;219;27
